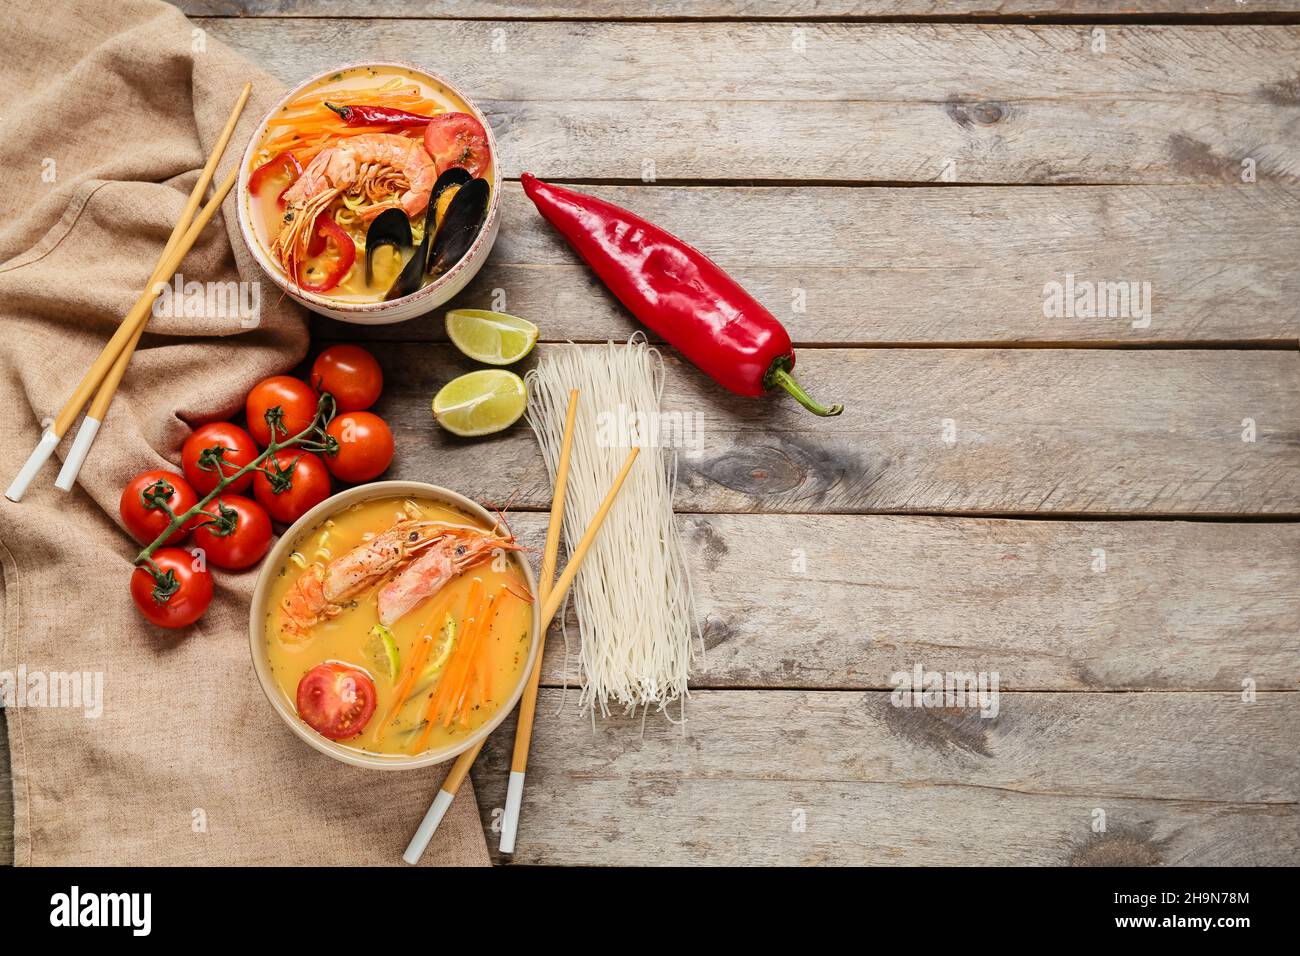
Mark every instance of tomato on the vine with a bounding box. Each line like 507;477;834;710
182;422;259;496
130;547;213;629
191;495;273;570
324;411;394;483
310;345;383;412
246;376;319;447
119;469;200;546
253;449;333;524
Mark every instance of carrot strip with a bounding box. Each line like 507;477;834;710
374;596;454;742
453;594;498;724
411;581;483;752
442;587;488;727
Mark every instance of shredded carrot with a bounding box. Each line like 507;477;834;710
411;581;483;753
453;594;498;725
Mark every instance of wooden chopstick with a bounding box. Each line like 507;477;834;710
402;431;639;866
52;82;253;493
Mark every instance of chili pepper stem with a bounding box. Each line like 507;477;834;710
767;367;843;417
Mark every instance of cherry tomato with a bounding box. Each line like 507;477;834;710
130;547;213;629
310;345;383;412
246;376;319;447
296;663;377;740
297;215;356;293
253;449;333;524
423;112;490;178
324;411;394;483
119;469;200;546
182;422;259;496
191;495;273;571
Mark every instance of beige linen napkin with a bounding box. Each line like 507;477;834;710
0;0;489;865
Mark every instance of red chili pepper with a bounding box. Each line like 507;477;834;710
248;151;302;208
520;174;842;416
325;101;432;128
298;215;356;293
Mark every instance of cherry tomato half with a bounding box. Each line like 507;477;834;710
182;422;259;496
246;375;319;447
119;469;200;546
296;663;377;740
325;411;394;484
130;547;213;629
423;112;490;178
191;495;273;571
297;215;356;294
253;449;333;524
310;345;383;413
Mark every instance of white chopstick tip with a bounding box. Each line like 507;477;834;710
53;417;101;493
5;429;62;502
498;770;526;855
402;788;455;865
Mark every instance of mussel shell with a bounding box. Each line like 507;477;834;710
431;166;472;205
365;208;412;286
385;228;430;301
426;178;490;277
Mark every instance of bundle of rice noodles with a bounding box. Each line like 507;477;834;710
525;335;697;720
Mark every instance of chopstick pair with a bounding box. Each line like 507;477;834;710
4;82;253;503
404;391;637;864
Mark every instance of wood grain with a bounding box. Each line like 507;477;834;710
503;514;1300;691
179;1;1300;20
363;343;1300;515
200;18;1300;184
311;182;1300;346
472;689;1300;865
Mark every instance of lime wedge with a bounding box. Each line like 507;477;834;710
364;624;401;682
445;309;539;366
432;369;528;437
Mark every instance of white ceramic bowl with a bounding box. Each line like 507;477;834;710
249;480;539;769
236;62;502;324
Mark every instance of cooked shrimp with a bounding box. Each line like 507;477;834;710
376;526;523;627
272;133;435;278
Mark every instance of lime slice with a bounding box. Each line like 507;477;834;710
364;624;401;682
445;309;539;366
432;369;528;437
422;614;457;680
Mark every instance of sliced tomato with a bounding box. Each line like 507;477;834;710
297;215;356;293
296;663;377;741
423;112;490;178
249;151;302;209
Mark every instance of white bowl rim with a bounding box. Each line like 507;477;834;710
248;480;541;770
235;60;503;319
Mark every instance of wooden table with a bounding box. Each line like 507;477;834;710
5;0;1299;865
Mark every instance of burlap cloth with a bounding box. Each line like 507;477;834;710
0;0;490;865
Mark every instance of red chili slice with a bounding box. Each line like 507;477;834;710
249;151;302;209
297;215;356;293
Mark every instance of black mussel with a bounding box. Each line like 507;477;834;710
431;166;472;206
385;228;430;301
365;208;412;287
426;178;490;277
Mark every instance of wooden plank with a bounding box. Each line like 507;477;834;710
311;182;1300;346
366;344;1300;514
200;19;1300;184
473;689;1300;865
506;514;1300;690
179;2;1300;20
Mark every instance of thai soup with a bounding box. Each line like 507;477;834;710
245;64;494;303
264;495;532;756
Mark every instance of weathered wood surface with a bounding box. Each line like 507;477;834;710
311;183;1300;346
365;343;1300;515
180;1;1300;20
503;514;1300;691
201;18;1300;184
473;690;1300;865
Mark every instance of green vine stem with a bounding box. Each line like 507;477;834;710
134;392;337;599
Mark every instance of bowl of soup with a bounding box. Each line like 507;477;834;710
237;62;502;324
249;481;538;769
